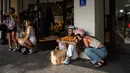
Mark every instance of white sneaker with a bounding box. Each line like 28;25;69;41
28;49;35;54
21;48;27;54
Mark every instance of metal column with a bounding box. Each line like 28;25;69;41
36;0;40;43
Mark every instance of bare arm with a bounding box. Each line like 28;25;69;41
23;26;30;42
22;32;25;35
24;34;29;41
62;41;76;45
56;36;67;43
83;38;89;48
56;38;61;43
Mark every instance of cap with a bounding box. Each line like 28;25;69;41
68;25;75;29
75;28;85;36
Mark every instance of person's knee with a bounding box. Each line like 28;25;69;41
59;43;63;46
68;44;76;50
85;48;93;55
18;40;24;46
7;35;11;39
59;43;67;50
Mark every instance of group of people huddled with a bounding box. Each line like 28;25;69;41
4;7;107;67
4;7;37;54
56;26;107;67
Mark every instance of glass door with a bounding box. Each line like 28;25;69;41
115;0;130;44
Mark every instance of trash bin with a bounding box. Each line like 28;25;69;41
0;24;7;44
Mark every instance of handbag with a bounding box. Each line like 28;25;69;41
50;46;66;65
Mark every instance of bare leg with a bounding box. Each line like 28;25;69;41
12;31;18;48
7;32;12;49
17;38;33;49
25;40;33;47
17;38;35;54
23;43;33;49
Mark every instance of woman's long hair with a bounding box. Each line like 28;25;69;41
76;34;86;49
24;20;32;36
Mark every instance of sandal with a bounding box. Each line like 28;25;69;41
94;62;103;68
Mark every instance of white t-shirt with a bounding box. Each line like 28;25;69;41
26;26;37;45
89;37;101;49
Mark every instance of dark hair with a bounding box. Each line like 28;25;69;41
26;20;32;26
10;7;15;14
76;34;82;38
76;34;85;49
68;28;74;35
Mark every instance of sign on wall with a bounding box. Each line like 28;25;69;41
80;0;86;7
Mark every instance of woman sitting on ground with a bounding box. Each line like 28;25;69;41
17;20;37;54
75;29;107;67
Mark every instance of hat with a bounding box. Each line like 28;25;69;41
75;28;85;36
68;25;75;29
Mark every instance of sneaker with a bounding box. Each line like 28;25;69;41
15;47;20;51
21;48;27;54
12;47;19;52
63;57;70;65
12;48;17;52
28;49;35;54
8;48;12;51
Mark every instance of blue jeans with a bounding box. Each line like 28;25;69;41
85;46;107;64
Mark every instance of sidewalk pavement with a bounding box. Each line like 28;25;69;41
0;45;129;73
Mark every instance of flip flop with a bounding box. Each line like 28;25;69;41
94;62;103;68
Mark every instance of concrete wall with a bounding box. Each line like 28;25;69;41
74;0;95;36
74;0;104;42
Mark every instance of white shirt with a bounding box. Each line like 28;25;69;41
26;26;37;45
89;37;101;49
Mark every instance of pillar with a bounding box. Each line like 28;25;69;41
74;0;104;43
36;0;40;43
7;0;10;12
3;0;7;14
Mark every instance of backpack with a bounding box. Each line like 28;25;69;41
5;17;16;30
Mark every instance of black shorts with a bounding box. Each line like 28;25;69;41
7;27;17;33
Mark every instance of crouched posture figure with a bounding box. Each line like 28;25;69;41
17;20;37;54
56;26;78;64
75;29;107;67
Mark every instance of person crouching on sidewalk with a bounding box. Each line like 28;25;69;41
17;20;37;54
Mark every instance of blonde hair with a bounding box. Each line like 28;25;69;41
24;20;31;36
26;20;31;26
